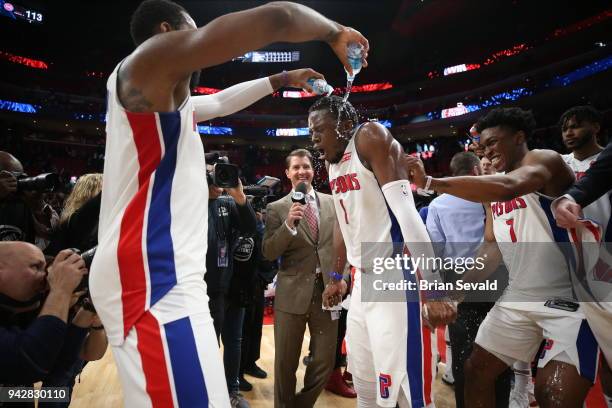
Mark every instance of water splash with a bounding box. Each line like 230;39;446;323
343;79;354;103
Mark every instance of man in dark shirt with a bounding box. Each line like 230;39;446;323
0;152;58;245
0;242;86;385
205;175;256;406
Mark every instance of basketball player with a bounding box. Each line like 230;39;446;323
558;105;612;407
311;96;456;408
89;1;369;406
404;107;600;407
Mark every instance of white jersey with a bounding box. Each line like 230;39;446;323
90;62;209;345
563;152;612;300
327;130;396;270
562;152;611;239
491;192;576;307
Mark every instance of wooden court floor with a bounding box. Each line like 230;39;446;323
70;325;455;407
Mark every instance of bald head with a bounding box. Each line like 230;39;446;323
0;151;23;173
0;241;46;301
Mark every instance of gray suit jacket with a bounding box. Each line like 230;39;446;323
262;191;336;315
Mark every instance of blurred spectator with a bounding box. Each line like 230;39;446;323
45;174;102;257
480;156;496;175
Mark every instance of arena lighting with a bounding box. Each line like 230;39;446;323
548;10;612;40
267;127;310;137
430;12;610;79
441;103;469;118
547;55;612;87
197;125;233;135
431;44;528;78
0;99;38;113
373;119;392;128
407;151;434;160
279;82;393;98
193;87;221;95
427;88;533;120
443;64;481;76
232;51;300;63
0;51;48;69
482;44;529;66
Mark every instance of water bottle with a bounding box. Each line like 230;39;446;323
345;43;363;81
307;78;334;96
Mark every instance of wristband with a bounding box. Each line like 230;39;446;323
90;325;104;331
328;271;343;282
281;70;289;87
416;175;434;197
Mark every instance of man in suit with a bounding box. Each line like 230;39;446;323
263;148;340;408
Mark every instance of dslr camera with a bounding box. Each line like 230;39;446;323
245;176;280;212
11;172;60;192
205;153;240;188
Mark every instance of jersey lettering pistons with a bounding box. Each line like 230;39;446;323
490;197;527;219
329;173;361;194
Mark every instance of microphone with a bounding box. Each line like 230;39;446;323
291;182;308;227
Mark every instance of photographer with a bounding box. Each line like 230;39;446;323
0;243;87;385
206;168;256;406
40;174;106;408
239;209;277;391
0;151;58;245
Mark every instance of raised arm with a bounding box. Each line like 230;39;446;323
193;68;325;122
122;2;368;111
356;122;456;327
405;149;574;202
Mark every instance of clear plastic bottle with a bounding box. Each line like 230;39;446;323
307;78;334;96
344;43;363;101
346;43;364;81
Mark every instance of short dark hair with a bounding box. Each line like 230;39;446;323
450;152;481;176
285;149;312;169
130;0;188;46
475;107;536;138
308;95;359;127
559;105;602;129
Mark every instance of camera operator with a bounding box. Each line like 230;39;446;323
206;168;256;406
239;209;277;391
0;151;58;245
0;243;86;386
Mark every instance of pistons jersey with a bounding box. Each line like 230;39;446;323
328;128;399;270
490;191;577;307
89;61;210;346
563;152;612;289
562;152;612;240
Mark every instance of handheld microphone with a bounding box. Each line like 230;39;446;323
291;182;308;227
